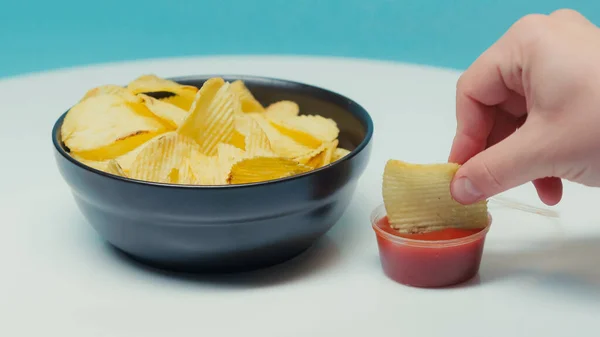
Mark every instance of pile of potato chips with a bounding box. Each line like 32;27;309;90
61;75;351;185
382;160;489;234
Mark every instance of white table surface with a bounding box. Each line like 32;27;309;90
2;56;600;337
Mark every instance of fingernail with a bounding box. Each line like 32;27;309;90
452;177;484;204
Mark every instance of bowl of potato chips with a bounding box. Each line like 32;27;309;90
52;74;373;272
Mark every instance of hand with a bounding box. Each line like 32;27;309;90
449;9;600;206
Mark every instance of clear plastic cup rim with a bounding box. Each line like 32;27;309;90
370;203;492;248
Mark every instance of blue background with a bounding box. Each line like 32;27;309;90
1;0;599;79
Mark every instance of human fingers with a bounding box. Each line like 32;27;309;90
450;122;553;204
450;15;546;163
532;177;563;206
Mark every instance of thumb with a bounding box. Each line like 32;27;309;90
450;124;551;204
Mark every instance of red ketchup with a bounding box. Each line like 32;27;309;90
371;205;490;288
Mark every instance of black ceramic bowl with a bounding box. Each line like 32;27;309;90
52;75;373;273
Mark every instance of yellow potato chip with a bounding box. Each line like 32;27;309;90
270;115;339;144
177;78;235;156
75;133;163;175
269;120;323;148
217;143;247;163
70;154;109;172
138;94;189;128
228;157;312;184
81;85;140;103
72;132;162;162
128;132;202;184
180;159;200;184
234;114;253;136
66;75;348;186
127;74;198;94
166;158;198;184
61;95;167;160
229;130;246;150
294;144;325;166
120;134;163;169
331;147;351;162
72;144;153;177
317;139;338;167
155;93;197;112
127;74;198;111
265;100;299;120
189;152;223;185
122;101;175;130
216;143;248;182
105;160;126;177
231;80;265;113
244;117;275;157
382;160;489;233
294;140;337;168
247;113;313;158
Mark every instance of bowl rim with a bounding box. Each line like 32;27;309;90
51;74;374;189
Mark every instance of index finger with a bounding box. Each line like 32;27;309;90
449;14;547;164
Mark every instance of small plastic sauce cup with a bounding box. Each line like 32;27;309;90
370;204;491;288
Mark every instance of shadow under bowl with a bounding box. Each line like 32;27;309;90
52;75;374;273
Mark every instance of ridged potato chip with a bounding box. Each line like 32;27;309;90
294;144;325;166
244;117;275;157
332;148;351;162
247;113;313;158
295;140;338;168
138;94;189;128
127;74;198;111
265;100;299;120
71;134;164;163
178;78;235;156
217;143;246;162
317;139;338;168
70;154;109;172
228;157;312;185
228;129;246;150
166;158;198;184
105;160;126;177
81;85;140;103
269;120;323;148
71;133;167;175
127;74;186;92
216;143;248;182
66;75;347;186
128;132;201;184
231;80;265;113
152;92;196;112
270;115;339;144
382;160;488;234
61;95;167;160
234;114;253;136
190;152;222;185
113;133;166;173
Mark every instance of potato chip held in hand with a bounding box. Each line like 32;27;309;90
382;160;488;234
